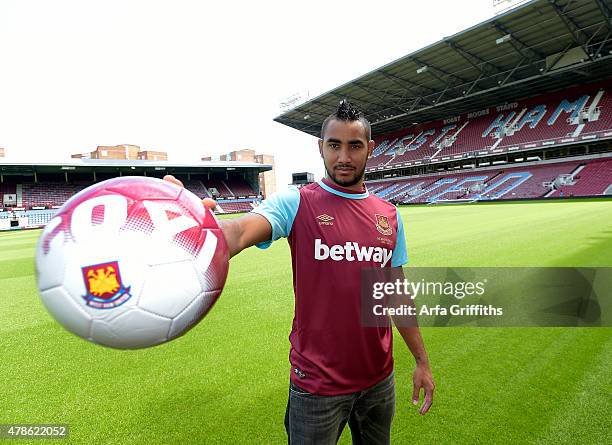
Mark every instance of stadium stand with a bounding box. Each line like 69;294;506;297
272;0;612;212
1;177;257;211
367;156;612;204
203;178;234;198
0;182;17;207
367;81;612;171
1;153;609;229
21;182;90;209
0;175;261;230
182;180;212;199
216;200;257;213
358;79;612;205
202;176;257;198
225;177;257;197
549;158;612;197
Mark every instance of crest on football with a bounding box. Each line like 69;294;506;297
374;214;392;236
81;261;132;309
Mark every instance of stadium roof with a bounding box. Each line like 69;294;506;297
275;0;612;137
0;159;272;174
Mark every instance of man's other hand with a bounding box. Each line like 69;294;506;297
412;363;435;415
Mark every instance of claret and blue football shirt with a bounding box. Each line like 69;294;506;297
251;177;408;395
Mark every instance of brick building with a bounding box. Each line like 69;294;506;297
209;149;276;197
72;145;167;161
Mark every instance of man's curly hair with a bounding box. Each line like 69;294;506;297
320;100;371;140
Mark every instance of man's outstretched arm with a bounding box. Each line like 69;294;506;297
163;175;272;258
216;213;273;258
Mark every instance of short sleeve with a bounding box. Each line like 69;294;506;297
391;208;408;267
250;186;300;249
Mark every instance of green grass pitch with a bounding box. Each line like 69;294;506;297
0;199;611;444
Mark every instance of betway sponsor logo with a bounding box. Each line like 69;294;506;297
314;238;392;267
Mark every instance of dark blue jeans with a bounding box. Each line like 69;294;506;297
284;372;395;445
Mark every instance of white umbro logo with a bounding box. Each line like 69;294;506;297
316;214;334;226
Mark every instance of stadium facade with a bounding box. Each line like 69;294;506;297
275;0;612;204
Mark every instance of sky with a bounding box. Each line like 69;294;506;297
0;0;500;187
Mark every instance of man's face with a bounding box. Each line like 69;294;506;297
318;119;374;188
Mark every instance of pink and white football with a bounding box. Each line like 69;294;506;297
35;176;229;349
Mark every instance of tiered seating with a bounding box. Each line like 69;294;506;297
0;182;17;207
369;180;404;195
582;89;612;138
217;201;255;213
470;161;581;200
201;177;257;198
367;180;396;194
488;93;592;149
203;178;234;198
385;180;436;202
453;119;492;157
183;180;211;199
366;157;612;203
374;181;412;199
367;80;612;171
21;182;89;209
403;170;494;203
551;159;612;196
3;175;260;215
226;177;256;196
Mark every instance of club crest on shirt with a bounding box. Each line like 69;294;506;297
316;214;334;226
374;214;392;236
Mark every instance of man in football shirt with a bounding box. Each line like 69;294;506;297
165;100;434;444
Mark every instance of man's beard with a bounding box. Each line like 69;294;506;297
324;162;366;188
